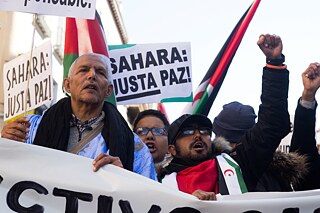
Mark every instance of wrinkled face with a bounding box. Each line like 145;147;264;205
64;54;112;105
169;124;213;163
135;116;168;163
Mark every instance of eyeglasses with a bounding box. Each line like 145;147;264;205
134;127;168;136
179;127;212;137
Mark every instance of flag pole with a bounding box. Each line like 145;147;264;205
24;13;37;117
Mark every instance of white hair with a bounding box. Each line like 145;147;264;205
68;53;113;84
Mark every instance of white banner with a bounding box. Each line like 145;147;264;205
0;0;96;19
109;43;193;105
1;138;320;213
3;41;53;121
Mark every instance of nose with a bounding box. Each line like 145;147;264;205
194;129;201;136
146;130;155;139
193;130;202;139
87;68;96;80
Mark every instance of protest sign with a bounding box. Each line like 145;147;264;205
109;43;193;105
3;41;53;121
0;0;96;19
1;138;320;213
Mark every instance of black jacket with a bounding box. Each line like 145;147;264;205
230;67;291;192
214;137;308;192
254;150;308;191
160;66;291;194
290;99;320;190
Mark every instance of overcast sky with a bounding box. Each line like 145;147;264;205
120;0;320;125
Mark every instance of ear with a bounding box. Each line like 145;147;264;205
168;145;177;157
63;78;71;93
105;84;113;98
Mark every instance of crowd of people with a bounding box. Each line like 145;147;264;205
2;33;320;203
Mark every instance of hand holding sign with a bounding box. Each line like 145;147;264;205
1;117;30;142
92;153;123;172
192;189;217;201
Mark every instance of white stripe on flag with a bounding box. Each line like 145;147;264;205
216;153;242;195
206;84;214;95
182;79;210;114
75;19;93;55
161;172;179;191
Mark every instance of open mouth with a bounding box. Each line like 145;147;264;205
192;141;205;151
146;142;156;153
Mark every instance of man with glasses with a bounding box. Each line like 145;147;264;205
158;33;291;201
133;109;171;173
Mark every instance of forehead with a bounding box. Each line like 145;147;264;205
136;116;165;127
75;55;107;69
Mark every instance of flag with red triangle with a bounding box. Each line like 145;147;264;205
183;0;261;115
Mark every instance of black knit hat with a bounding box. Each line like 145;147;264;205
168;114;212;145
212;101;257;143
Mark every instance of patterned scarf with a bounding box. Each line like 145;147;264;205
70;113;101;141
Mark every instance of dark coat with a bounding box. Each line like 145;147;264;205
160;67;291;194
290;99;320;191
214;137;308;192
228;67;291;192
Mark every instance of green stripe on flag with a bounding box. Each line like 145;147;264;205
223;156;248;193
105;91;117;106
193;91;209;114
108;44;136;50
63;53;79;79
160;93;193;103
